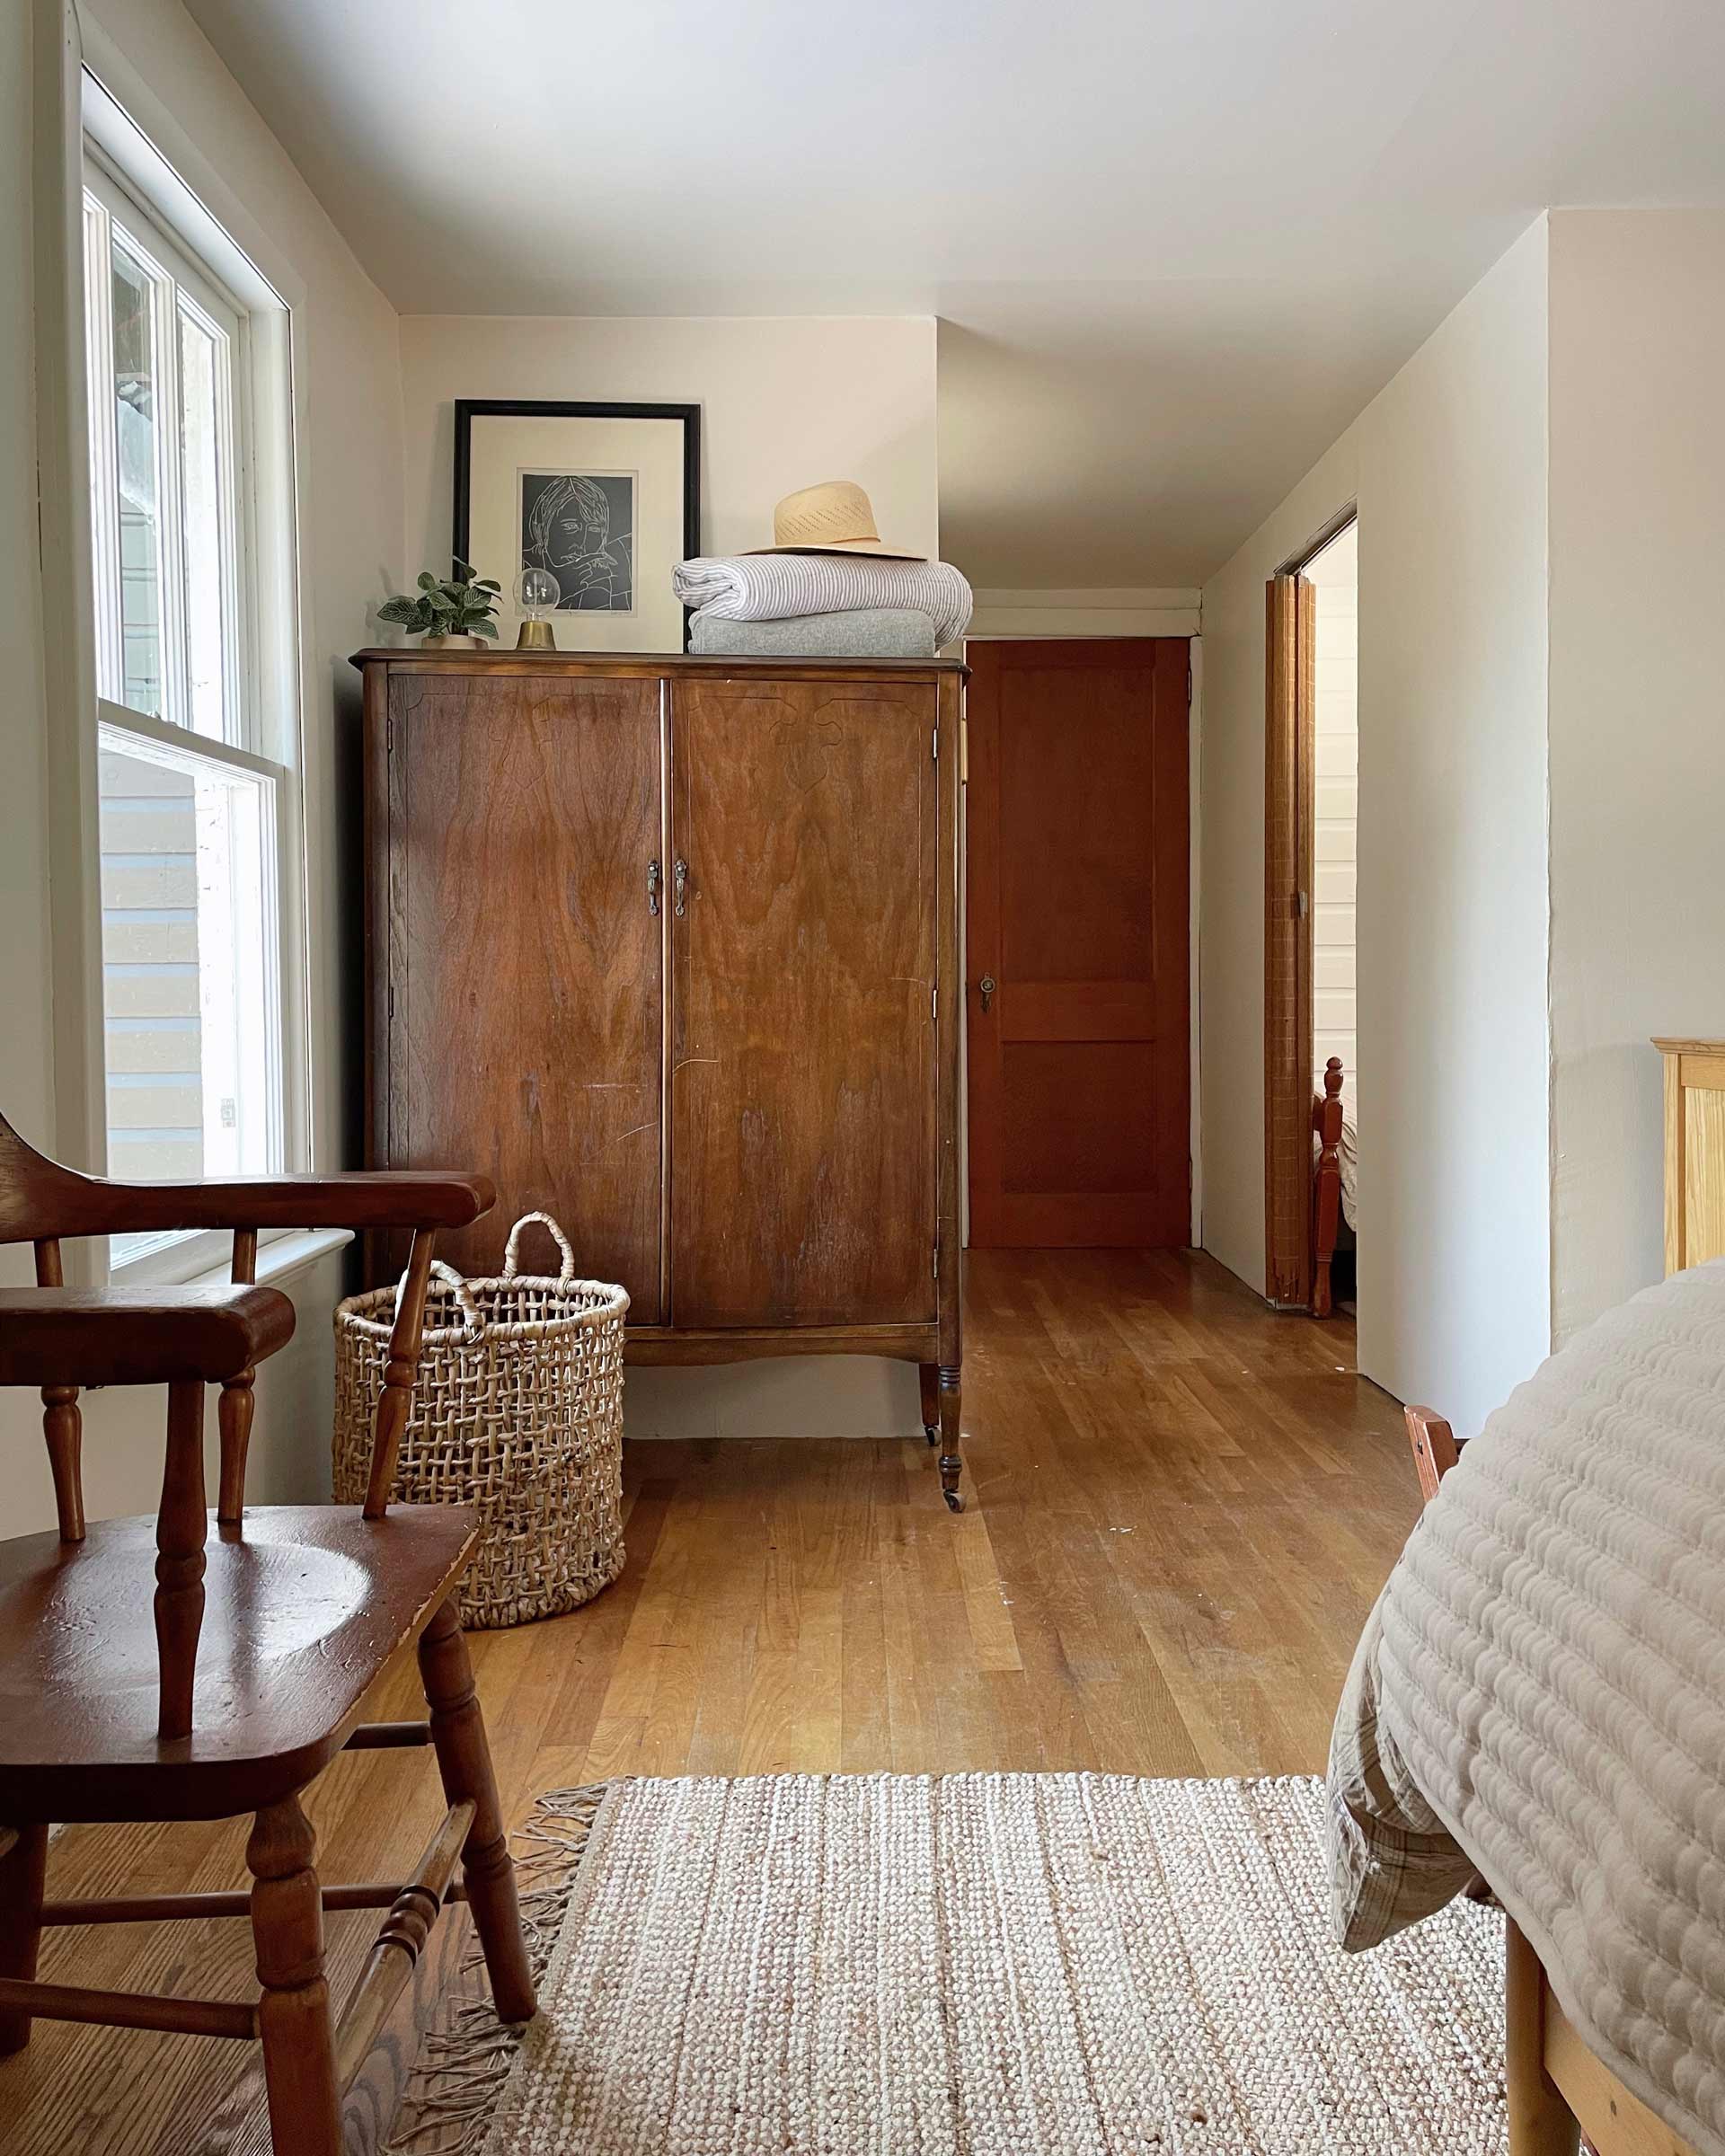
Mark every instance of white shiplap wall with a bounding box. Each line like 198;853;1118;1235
1307;523;1358;1101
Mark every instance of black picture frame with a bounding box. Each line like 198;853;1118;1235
452;398;702;649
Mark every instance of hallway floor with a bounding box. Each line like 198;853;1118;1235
4;1248;1420;2154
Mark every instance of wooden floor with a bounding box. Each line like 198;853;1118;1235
1;1248;1420;2154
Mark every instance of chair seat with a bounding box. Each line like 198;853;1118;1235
0;1504;479;1823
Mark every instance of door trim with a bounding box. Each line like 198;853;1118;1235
1262;503;1355;1311
1263;572;1315;1309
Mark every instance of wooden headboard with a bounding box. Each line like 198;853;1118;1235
1654;1037;1725;1274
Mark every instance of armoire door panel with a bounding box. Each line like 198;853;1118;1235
388;673;664;1312
670;680;937;1328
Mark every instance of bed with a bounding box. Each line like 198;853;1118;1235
1329;1267;1725;2156
1403;1406;1701;2156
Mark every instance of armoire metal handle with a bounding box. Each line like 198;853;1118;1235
647;859;661;916
673;859;688;916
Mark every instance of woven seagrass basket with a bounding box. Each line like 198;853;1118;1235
332;1212;628;1629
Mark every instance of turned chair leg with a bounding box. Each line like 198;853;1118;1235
417;1599;536;2023
248;1796;342;2156
42;1387;84;1542
217;1370;257;1524
937;1363;964;1512
0;1822;49;2055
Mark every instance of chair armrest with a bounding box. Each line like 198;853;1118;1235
41;1169;496;1241
0;1286;296;1387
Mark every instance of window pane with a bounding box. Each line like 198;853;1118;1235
178;305;229;740
99;726;278;1262
111;241;165;720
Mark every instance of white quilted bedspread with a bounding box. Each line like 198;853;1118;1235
1329;1260;1725;2156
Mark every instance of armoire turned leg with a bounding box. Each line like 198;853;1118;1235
0;1822;49;2055
417;1599;536;2023
937;1363;964;1512
919;1361;940;1445
248;1797;341;2156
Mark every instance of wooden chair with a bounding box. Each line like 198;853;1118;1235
0;1113;535;2155
1404;1405;1697;2156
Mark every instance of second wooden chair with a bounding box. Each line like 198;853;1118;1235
0;1113;535;2156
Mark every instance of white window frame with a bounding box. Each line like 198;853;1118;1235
80;93;312;1286
83;157;254;743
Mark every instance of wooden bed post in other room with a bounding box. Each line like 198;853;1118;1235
1311;1057;1344;1319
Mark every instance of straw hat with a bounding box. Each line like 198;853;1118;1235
749;480;925;561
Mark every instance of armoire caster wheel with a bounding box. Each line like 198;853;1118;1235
924;1423;939;1446
943;1489;964;1513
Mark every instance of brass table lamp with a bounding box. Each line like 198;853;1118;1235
516;567;559;649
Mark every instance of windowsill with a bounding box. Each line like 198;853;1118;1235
184;1225;352;1292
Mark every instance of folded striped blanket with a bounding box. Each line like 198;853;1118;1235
690;608;937;658
673;554;972;647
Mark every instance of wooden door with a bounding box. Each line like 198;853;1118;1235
669;678;937;1328
966;638;1190;1248
386;671;665;1313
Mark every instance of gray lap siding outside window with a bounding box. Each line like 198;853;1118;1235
99;747;205;1180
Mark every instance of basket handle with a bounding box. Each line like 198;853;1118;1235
501;1211;577;1286
397;1257;485;1342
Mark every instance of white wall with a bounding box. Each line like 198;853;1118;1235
1199;222;1552;1435
967;588;1200;639
3;0;405;1532
1546;208;1725;1340
400;314;938;580
1198;428;1357;1293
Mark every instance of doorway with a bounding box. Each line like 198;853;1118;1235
1263;513;1357;1312
965;637;1190;1248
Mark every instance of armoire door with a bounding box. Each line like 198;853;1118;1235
669;678;938;1328
387;671;665;1312
966;637;1190;1248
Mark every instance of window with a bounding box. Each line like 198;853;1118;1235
81;131;302;1274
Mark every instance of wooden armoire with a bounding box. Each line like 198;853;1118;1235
357;649;967;1507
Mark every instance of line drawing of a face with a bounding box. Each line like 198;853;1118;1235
522;473;633;611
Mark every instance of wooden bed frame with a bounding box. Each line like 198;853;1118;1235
1311;1056;1345;1317
1405;1405;1699;2156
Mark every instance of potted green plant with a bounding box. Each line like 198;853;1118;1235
376;560;502;649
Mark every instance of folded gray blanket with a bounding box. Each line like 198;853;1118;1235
689;608;937;658
673;554;972;646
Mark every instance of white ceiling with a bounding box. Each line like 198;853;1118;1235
181;0;1725;587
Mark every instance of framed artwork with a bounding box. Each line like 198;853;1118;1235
453;400;701;652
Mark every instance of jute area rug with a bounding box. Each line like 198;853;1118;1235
397;1773;1507;2155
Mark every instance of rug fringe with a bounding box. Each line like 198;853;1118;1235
383;1784;611;2155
